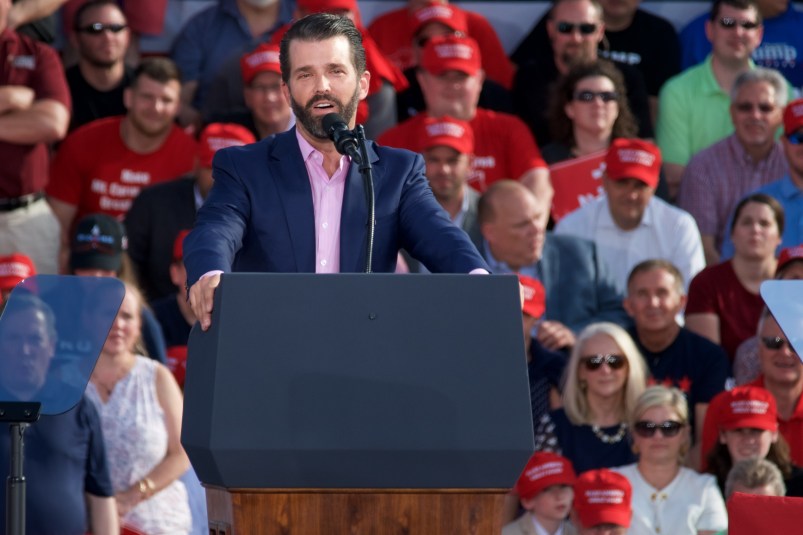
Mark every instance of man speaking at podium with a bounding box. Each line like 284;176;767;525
184;13;489;330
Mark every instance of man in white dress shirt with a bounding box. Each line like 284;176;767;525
555;138;704;293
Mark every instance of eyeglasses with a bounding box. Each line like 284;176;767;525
415;31;465;48
633;420;684;438
787;131;803;145
717;17;760;30
574;90;619;103
78;23;128;35
556;22;598;35
581;354;627;371
733;102;776;114
760;336;792;350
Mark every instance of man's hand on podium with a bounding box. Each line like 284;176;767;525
189;273;221;331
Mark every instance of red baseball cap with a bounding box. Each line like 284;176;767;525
418;115;474;155
241;43;282;85
777;244;803;273
411;2;468;35
515;452;576;500
715;386;778;432
605;138;661;189
198;123;256;168
518;274;546;320
297;0;356;13
0;253;35;292
573;469;632;529
172;230;192;263
783;98;803;135
420;35;481;76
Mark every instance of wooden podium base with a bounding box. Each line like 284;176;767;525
206;486;507;535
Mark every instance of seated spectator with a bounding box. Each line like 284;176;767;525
704;385;803;497
66;0;133;133
511;0;681;126
512;0;652;148
721;97;803;259
205;43;294;140
724;458;787;498
86;282;192;534
125;122;255;302
170;0;294;130
678;68;789;265
570;468;633;535
0;252;35;305
379;35;552;203
686;193;783;360
680;0;803;88
401;115;479;272
503;452;576;535
476;181;629;350
534;322;647;473
614;385;728;535
747;310;803;465
734;244;803;385
0;0;70;275
393;1;514;123
556;139;705;294
541;59;638;165
67;213;167;364
657;0;765;200
624;259;731;461
367;0;514;88
519;274;567;427
9;0;66;44
0;293;118;534
47;57;197;273
151;230;194;388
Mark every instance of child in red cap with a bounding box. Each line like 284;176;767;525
503;451;576;535
570;469;632;534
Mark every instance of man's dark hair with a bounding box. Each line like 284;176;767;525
729;192;784;236
131;57;182;87
710;0;761;24
73;0;124;31
626;259;685;295
0;293;57;342
279;13;366;84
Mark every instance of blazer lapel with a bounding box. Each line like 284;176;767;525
539;236;560;318
269;129;316;272
339;142;379;273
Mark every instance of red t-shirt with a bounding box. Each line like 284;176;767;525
47;116;197;223
0;29;71;197
378;109;546;193
750;375;803;465
367;6;515;88
685;260;765;360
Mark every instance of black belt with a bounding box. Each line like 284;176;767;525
0;192;44;212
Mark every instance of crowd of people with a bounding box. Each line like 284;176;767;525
1;0;803;532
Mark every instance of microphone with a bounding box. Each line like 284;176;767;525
322;113;363;164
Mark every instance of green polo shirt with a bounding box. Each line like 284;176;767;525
656;55;751;166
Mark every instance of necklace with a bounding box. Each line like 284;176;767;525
591;422;628;444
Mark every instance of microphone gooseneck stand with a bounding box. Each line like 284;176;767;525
354;125;376;274
2;401;41;535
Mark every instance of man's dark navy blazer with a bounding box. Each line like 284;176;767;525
183;127;489;284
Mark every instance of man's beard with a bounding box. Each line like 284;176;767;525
290;87;361;141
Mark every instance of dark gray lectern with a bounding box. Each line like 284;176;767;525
182;273;534;534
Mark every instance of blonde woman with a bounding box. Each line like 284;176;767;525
614;386;727;535
533;322;647;473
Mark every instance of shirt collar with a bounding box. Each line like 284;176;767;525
295;127;350;175
777;174;803;199
701;54;756;97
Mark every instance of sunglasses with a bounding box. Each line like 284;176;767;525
574;90;619;103
78;23;128;35
733;102;776;114
717;17;760;30
761;336;793;350
415;31;464;48
582;354;627;371
556;22;598;35
633;420;684;438
787;131;803;145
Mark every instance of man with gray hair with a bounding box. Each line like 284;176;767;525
725;458;786;498
678;67;789;265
